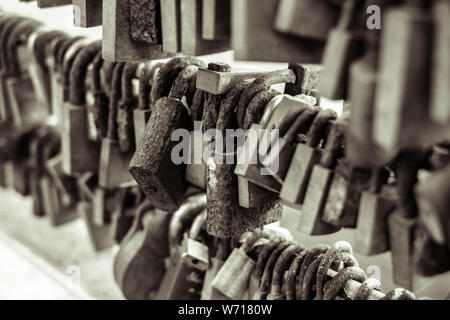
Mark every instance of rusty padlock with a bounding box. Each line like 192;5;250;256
280;108;337;208
318;0;365;100
98;62;136;188
130;59;205;211
297;118;346;235
354;167;397;256
62;40;101;175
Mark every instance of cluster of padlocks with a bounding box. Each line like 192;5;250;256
0;0;448;300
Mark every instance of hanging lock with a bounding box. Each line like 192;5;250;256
354;167;397;256
280;108;336;208
161;0;181;53
181;209;209;271
130;58;205;211
202;0;231;41
297;118;346;235
274;0;340;41
37;0;72;8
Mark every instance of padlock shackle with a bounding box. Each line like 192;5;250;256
302;252;325;300
121;62;138;102
296;244;329;299
259;241;290;295
240;229;267;254
253;239;281;280
69;40;102;106
55;36;83;74
188;209;207;240
150;56;206;109
307;108;338;147
62;38;90;97
190;88;205;122
354;278;382;300
0;16;24;72
168;65;199;101
271;244;302;294
216;81;249;133
284;107;319;143
323;266;367;300
381;288;416;300
32;30;67;74
285;249;307;300
92;51;103;92
236;69;297;128
243;89;279;131
259;95;286;128
138;62;163;110
107;62;126;140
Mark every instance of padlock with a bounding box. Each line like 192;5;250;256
373;0;435;152
76;172;117;251
133;61;163;144
102;0;166;62
201;238;231;300
99;62;136;188
158;195;208;300
117;62;138;153
413;222;450;277
37;0;72;8
416;164;450;246
181;209;209;271
430;0;450;124
181;0;230;56
62;40;101;175
111;186;143;243
212;231;266;300
114;201;172;300
297;119;346;235
130;60;204;211
388;147;427;290
274;0;340;41
231;0;324;62
280;109;336;208
354;167;397;256
161;0;181;53
322;159;372;228
346;19;391;167
318;0;365;100
73;0;103;28
41;155;81;226
202;0;231;40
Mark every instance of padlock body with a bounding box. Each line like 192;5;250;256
28;62;51;111
161;0;182;53
73;0;103;28
202;0;231;40
354;189;396;255
298;165;340;235
319;29;364;100
281;144;322;206
62;102;100;174
99;138;134;188
388;210;416;290
181;237;209;271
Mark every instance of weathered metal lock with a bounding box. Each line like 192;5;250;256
212;232;265;300
201;238;231;300
130;60;204;211
181;0;230;56
346;15;390;167
416;164;450;246
354;167;397;256
181;209;209;271
430;0;450;124
374;0;435;152
274;0;340;41
37;0;72;8
41;155;81;226
388;148;427;290
280;108;336;208
231;0;324;62
62;40;101;175
98;62;137;188
318;0;365;100
157;195;207;300
202;0;231;41
133;61;163;144
114;201;171;300
102;0;166;62
297;119;346;235
76;172;117;251
322;160;372;228
161;0;181;53
72;0;103;28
